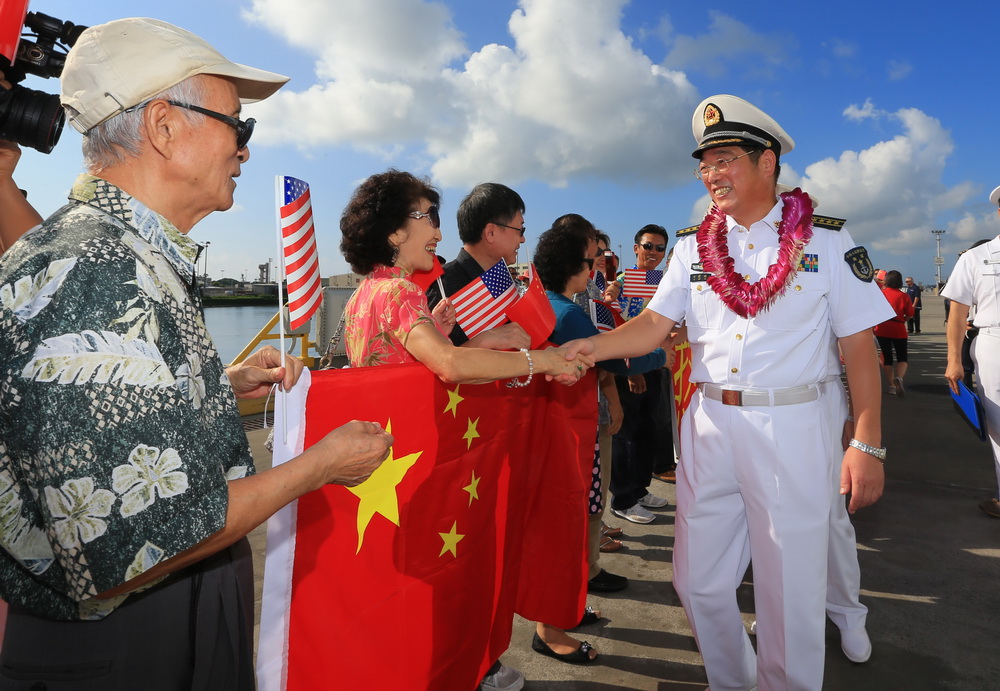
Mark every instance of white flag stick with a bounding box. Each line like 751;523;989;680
274;175;289;443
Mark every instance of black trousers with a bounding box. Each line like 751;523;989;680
610;371;663;510
0;539;255;691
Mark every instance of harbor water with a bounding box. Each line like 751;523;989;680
203;305;284;364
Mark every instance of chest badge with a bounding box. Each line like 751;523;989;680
798;254;819;273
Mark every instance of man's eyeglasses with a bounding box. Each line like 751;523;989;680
693;151;754;180
493;222;526;237
640;242;667;252
582;257;595;269
127;100;256;149
408;205;441;229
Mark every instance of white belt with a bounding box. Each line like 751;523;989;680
700;382;821;407
978;326;1000;336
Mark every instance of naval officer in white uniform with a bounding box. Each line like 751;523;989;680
562;95;892;690
943;185;1000;517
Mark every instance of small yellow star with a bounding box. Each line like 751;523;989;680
443;385;464;417
463;417;480;450
439;521;465;557
463;472;481;506
347;420;422;554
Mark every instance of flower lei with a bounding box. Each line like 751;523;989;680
696;187;814;318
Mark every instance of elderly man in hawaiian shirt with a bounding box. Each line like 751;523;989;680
0;18;391;690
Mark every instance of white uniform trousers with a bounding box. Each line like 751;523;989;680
822;381;868;634
674;384;843;691
972;331;1000;491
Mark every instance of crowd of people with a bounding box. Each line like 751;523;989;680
1;13;996;691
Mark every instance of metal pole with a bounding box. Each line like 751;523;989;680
203;241;210;285
932;229;946;289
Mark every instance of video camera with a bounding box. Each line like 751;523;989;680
0;0;86;153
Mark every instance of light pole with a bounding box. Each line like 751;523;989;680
932;229;946;289
202;241;211;285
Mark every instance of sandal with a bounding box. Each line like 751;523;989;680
576;605;601;627
531;632;597;665
600;535;623;553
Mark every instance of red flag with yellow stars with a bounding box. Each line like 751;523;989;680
257;365;597;691
672;339;696;422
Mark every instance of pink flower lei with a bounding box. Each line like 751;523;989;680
695;187;814;318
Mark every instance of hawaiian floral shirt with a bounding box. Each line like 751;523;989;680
344;265;446;367
0;175;253;620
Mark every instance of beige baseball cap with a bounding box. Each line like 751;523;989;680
60;17;289;134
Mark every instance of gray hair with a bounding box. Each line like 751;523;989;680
82;77;205;173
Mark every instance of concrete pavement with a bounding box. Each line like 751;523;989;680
248;295;1000;690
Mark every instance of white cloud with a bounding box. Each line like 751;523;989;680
245;0;699;188
887;59;913;81
661;11;793;80
843;98;883;122
827;38;857;59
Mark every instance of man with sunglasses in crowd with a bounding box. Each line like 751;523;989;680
607;225;673;525
563;94;890;690
0;19;393;688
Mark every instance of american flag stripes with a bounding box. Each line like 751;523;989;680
622;268;663;299
451;260;517;338
280;176;322;330
591;270;607;294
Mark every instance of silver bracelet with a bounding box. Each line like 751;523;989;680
848;438;886;461
506;348;533;388
846;415;855;422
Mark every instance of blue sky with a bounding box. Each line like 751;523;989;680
13;0;1000;286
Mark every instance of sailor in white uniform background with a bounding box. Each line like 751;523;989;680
943;186;1000;517
561;94;893;690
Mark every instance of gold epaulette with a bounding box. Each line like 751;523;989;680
675;224;700;237
812;214;846;231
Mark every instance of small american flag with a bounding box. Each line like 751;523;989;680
280;176;321;330
589;299;624;332
452;260;517;338
622;268;662;299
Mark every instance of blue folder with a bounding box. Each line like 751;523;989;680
951;380;988;441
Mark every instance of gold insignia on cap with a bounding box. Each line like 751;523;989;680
703;103;721;128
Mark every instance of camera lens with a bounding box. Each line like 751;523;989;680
0;83;64;153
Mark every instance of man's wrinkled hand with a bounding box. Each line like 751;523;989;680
227;345;304;398
472;322;531;351
313;420;393;487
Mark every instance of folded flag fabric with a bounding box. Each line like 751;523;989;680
621;268;662;299
410;255;444;292
451;260;517;338
279;176;322;330
258;365;596;691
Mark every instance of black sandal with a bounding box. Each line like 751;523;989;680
531;632;597;664
576;605;601;627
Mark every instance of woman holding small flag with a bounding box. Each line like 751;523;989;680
339;170;592;383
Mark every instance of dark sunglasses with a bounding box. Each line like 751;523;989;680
640;242;667;252
582;257;595;269
408;205;441;229
493;221;526;237
127;100;256;149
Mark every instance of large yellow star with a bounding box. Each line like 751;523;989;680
463;417;480;450
443;385;464;417
346;420;422;554
463;472;481;506
439;521;465;557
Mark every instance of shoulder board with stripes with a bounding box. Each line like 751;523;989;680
675;224;700;237
811;215;846;231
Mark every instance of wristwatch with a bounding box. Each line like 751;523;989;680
849;438;887;461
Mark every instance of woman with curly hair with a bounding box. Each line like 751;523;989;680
339;169;591;384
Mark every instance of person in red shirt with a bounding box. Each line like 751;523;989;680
874;270;915;395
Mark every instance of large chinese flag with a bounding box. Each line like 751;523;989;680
258;365;596;691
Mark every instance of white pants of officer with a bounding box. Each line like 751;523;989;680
973;330;1000;491
674;381;861;691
